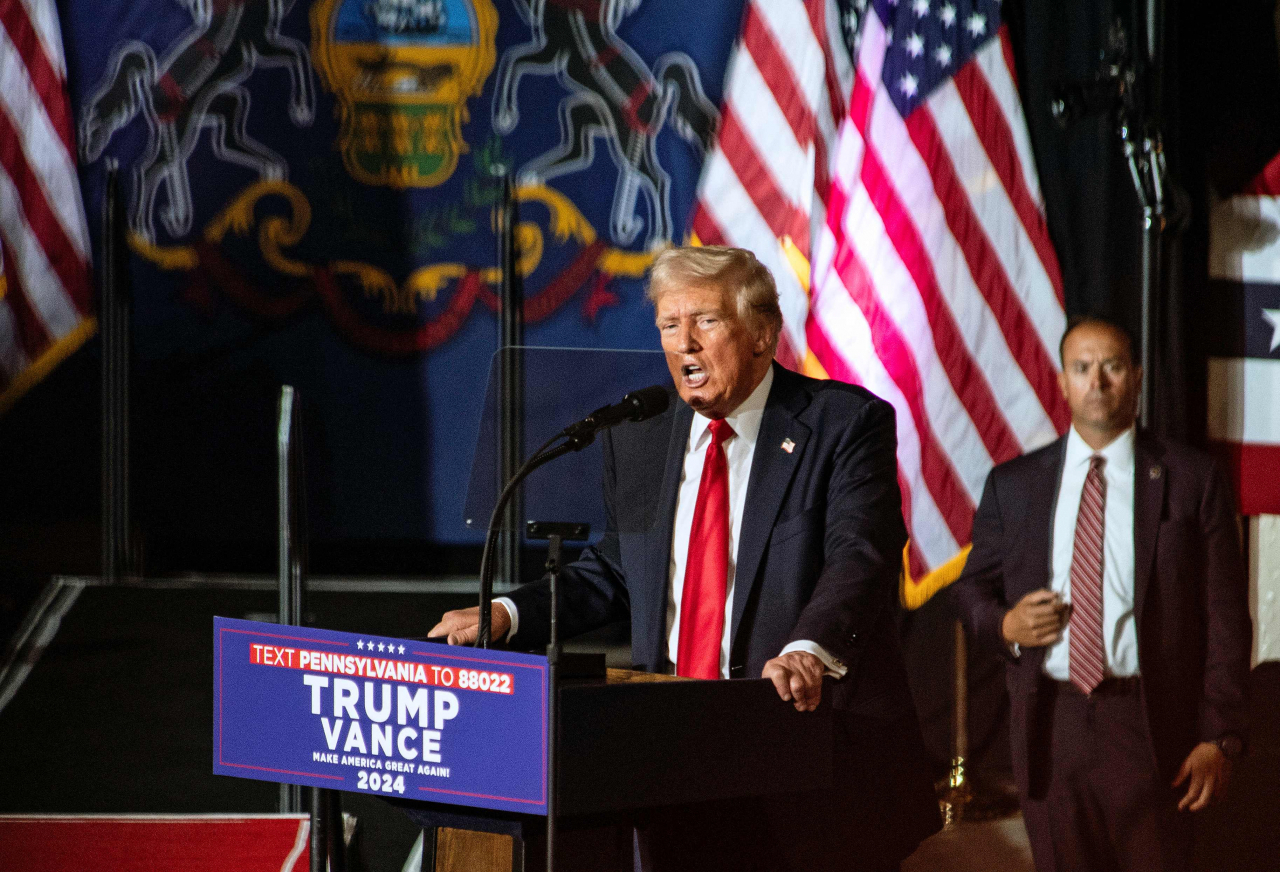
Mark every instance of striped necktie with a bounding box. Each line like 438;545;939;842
1068;454;1107;694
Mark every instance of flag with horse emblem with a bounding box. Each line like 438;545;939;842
64;0;745;544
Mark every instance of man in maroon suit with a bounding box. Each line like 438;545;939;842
953;316;1251;872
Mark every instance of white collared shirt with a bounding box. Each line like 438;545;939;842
664;367;772;674
1042;425;1139;680
666;367;843;679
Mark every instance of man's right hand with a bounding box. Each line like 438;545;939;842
428;602;511;646
1001;589;1068;648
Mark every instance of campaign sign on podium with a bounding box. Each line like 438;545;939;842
213;617;548;814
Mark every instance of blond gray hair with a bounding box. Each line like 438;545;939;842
646;246;783;349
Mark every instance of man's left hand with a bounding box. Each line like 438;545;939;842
762;651;825;712
1173;742;1232;811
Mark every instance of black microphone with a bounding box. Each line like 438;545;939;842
562;385;670;438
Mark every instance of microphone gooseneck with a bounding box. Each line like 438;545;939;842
475;384;670;647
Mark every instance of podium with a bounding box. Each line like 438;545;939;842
397;668;832;872
212;618;831;872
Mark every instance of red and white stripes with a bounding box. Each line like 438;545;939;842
808;10;1068;584
690;0;851;370
1067;456;1107;693
0;0;93;412
1207;152;1280;517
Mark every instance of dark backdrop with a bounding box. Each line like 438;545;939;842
3;0;1279;788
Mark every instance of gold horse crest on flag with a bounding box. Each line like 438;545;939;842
311;0;498;188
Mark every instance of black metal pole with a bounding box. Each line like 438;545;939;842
327;790;346;872
279;389;330;862
278;386;303;814
100;163;116;585
1139;205;1159;428
545;532;562;872
309;786;328;872
1112;4;1173;431
278;386;304;627
482;174;523;647
499;173;523;607
1120;113;1168;431
1136;0;1164;113
1134;0;1164;430
100;161;132;582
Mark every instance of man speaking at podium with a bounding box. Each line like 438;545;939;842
432;246;940;871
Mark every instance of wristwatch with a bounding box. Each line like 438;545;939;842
1214;734;1244;761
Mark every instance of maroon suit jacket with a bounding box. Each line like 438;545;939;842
952;432;1252;798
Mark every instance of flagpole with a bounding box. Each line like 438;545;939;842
100;161;134;583
942;619;970;828
480;173;524;648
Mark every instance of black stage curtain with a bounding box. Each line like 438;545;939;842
905;0;1280;783
1006;0;1280;441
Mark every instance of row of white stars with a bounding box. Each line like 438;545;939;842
890;0;1001;13
894;12;988;98
887;11;987;48
894;10;985;44
887;0;964;27
904;33;952;66
356;639;407;654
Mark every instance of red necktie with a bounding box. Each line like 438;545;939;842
1068;455;1107;694
676;418;734;679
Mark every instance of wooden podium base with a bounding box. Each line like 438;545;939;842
435;829;513;872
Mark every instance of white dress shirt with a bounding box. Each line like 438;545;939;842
663;366;772;674
664;367;843;678
503;366;844;679
1042;425;1140;680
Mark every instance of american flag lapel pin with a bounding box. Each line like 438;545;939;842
781;438;795;454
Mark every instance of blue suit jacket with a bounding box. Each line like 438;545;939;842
508;363;941;860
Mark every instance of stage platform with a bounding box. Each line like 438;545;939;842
0;576;1276;871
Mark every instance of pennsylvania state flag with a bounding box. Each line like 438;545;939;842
64;0;745;543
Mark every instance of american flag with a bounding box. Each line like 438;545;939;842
0;0;93;414
809;0;1068;604
1206;151;1280;517
689;0;852;372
